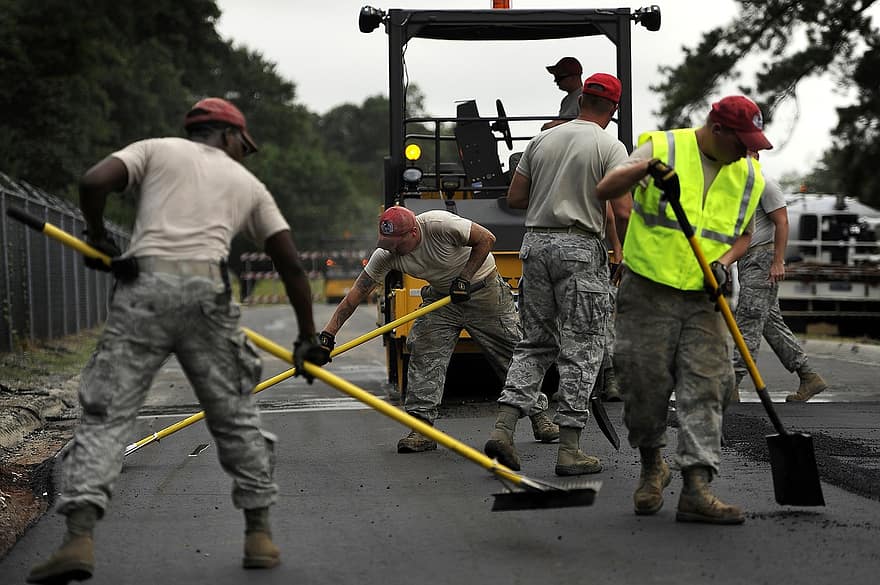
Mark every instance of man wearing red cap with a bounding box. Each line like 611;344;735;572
319;206;559;452
541;56;584;130
596;95;773;524
28;98;327;583
483;73;632;477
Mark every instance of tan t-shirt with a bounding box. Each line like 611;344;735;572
112;137;290;260
517;119;630;235
363;210;496;289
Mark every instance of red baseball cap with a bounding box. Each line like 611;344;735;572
184;97;258;154
709;95;773;151
582;73;622;104
377;206;417;249
546;57;582;77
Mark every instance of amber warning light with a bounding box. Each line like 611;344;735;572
492;1;510;8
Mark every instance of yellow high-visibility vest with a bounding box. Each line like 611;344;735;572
623;129;764;291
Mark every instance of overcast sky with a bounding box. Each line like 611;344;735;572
215;0;873;181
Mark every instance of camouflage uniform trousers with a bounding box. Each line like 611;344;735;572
733;245;809;387
498;232;610;429
614;269;731;474
405;274;531;423
57;271;277;516
598;285;618;395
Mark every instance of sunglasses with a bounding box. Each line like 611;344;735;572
553;74;575;82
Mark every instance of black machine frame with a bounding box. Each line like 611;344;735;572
359;5;661;392
362;6;661;206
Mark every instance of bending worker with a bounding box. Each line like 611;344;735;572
597;95;772;524
484;72;631;476
319;206;559;453
28;98;328;584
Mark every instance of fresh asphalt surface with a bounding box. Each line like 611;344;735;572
3;304;880;584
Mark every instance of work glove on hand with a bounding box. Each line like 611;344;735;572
449;276;471;304
646;158;680;203
83;228;121;272
293;333;329;384
317;330;335;363
704;261;732;309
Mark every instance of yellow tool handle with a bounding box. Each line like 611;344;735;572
126;294;456;455
6;207;111;266
124;368;298;455
242;326;524;485
685;235;766;391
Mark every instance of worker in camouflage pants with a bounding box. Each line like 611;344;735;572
28;98;327;585
731;176;827;404
319;206;559;455
484;72;631;476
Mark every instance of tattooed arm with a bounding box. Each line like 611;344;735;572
322;270;380;335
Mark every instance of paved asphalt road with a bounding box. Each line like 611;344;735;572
2;303;879;585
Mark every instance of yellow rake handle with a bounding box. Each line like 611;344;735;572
125;295;456;455
242;327;525;486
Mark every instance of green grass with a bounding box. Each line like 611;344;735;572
0;327;102;389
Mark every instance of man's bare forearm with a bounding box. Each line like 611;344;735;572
323;271;377;334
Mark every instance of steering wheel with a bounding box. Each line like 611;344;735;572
490;99;513;150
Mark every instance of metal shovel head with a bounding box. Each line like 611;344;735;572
589;390;620;450
491;479;601;512
767;431;825;506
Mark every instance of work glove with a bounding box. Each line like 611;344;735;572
82;228;121;272
449;276;471;304
293;333;330;384
704;261;732;309
317;330;335;363
646;158;680;203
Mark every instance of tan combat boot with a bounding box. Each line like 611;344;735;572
676;467;745;525
529;411;559;443
786;372;828;402
555;427;602;476
243;507;280;569
27;505;97;584
633;447;672;515
484;405;522;470
397;418;438;453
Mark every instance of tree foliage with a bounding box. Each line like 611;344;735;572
0;0;382;251
652;0;880;207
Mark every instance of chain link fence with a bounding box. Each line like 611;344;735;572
0;173;128;352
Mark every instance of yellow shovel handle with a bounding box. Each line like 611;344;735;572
684;235;766;391
242;326;524;486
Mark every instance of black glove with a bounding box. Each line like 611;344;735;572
317;330;335;363
293;333;330;384
449;276;471;304
646;158;680;202
704;261;732;309
83;228;121;272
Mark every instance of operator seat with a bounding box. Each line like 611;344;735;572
453;100;507;197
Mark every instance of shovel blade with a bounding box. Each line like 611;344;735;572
589;391;620;450
767;432;825;506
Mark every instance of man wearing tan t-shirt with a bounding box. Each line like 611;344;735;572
320;207;559;453
483;73;631;477
28;98;327;584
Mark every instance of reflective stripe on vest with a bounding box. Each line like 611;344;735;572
623;128;765;291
